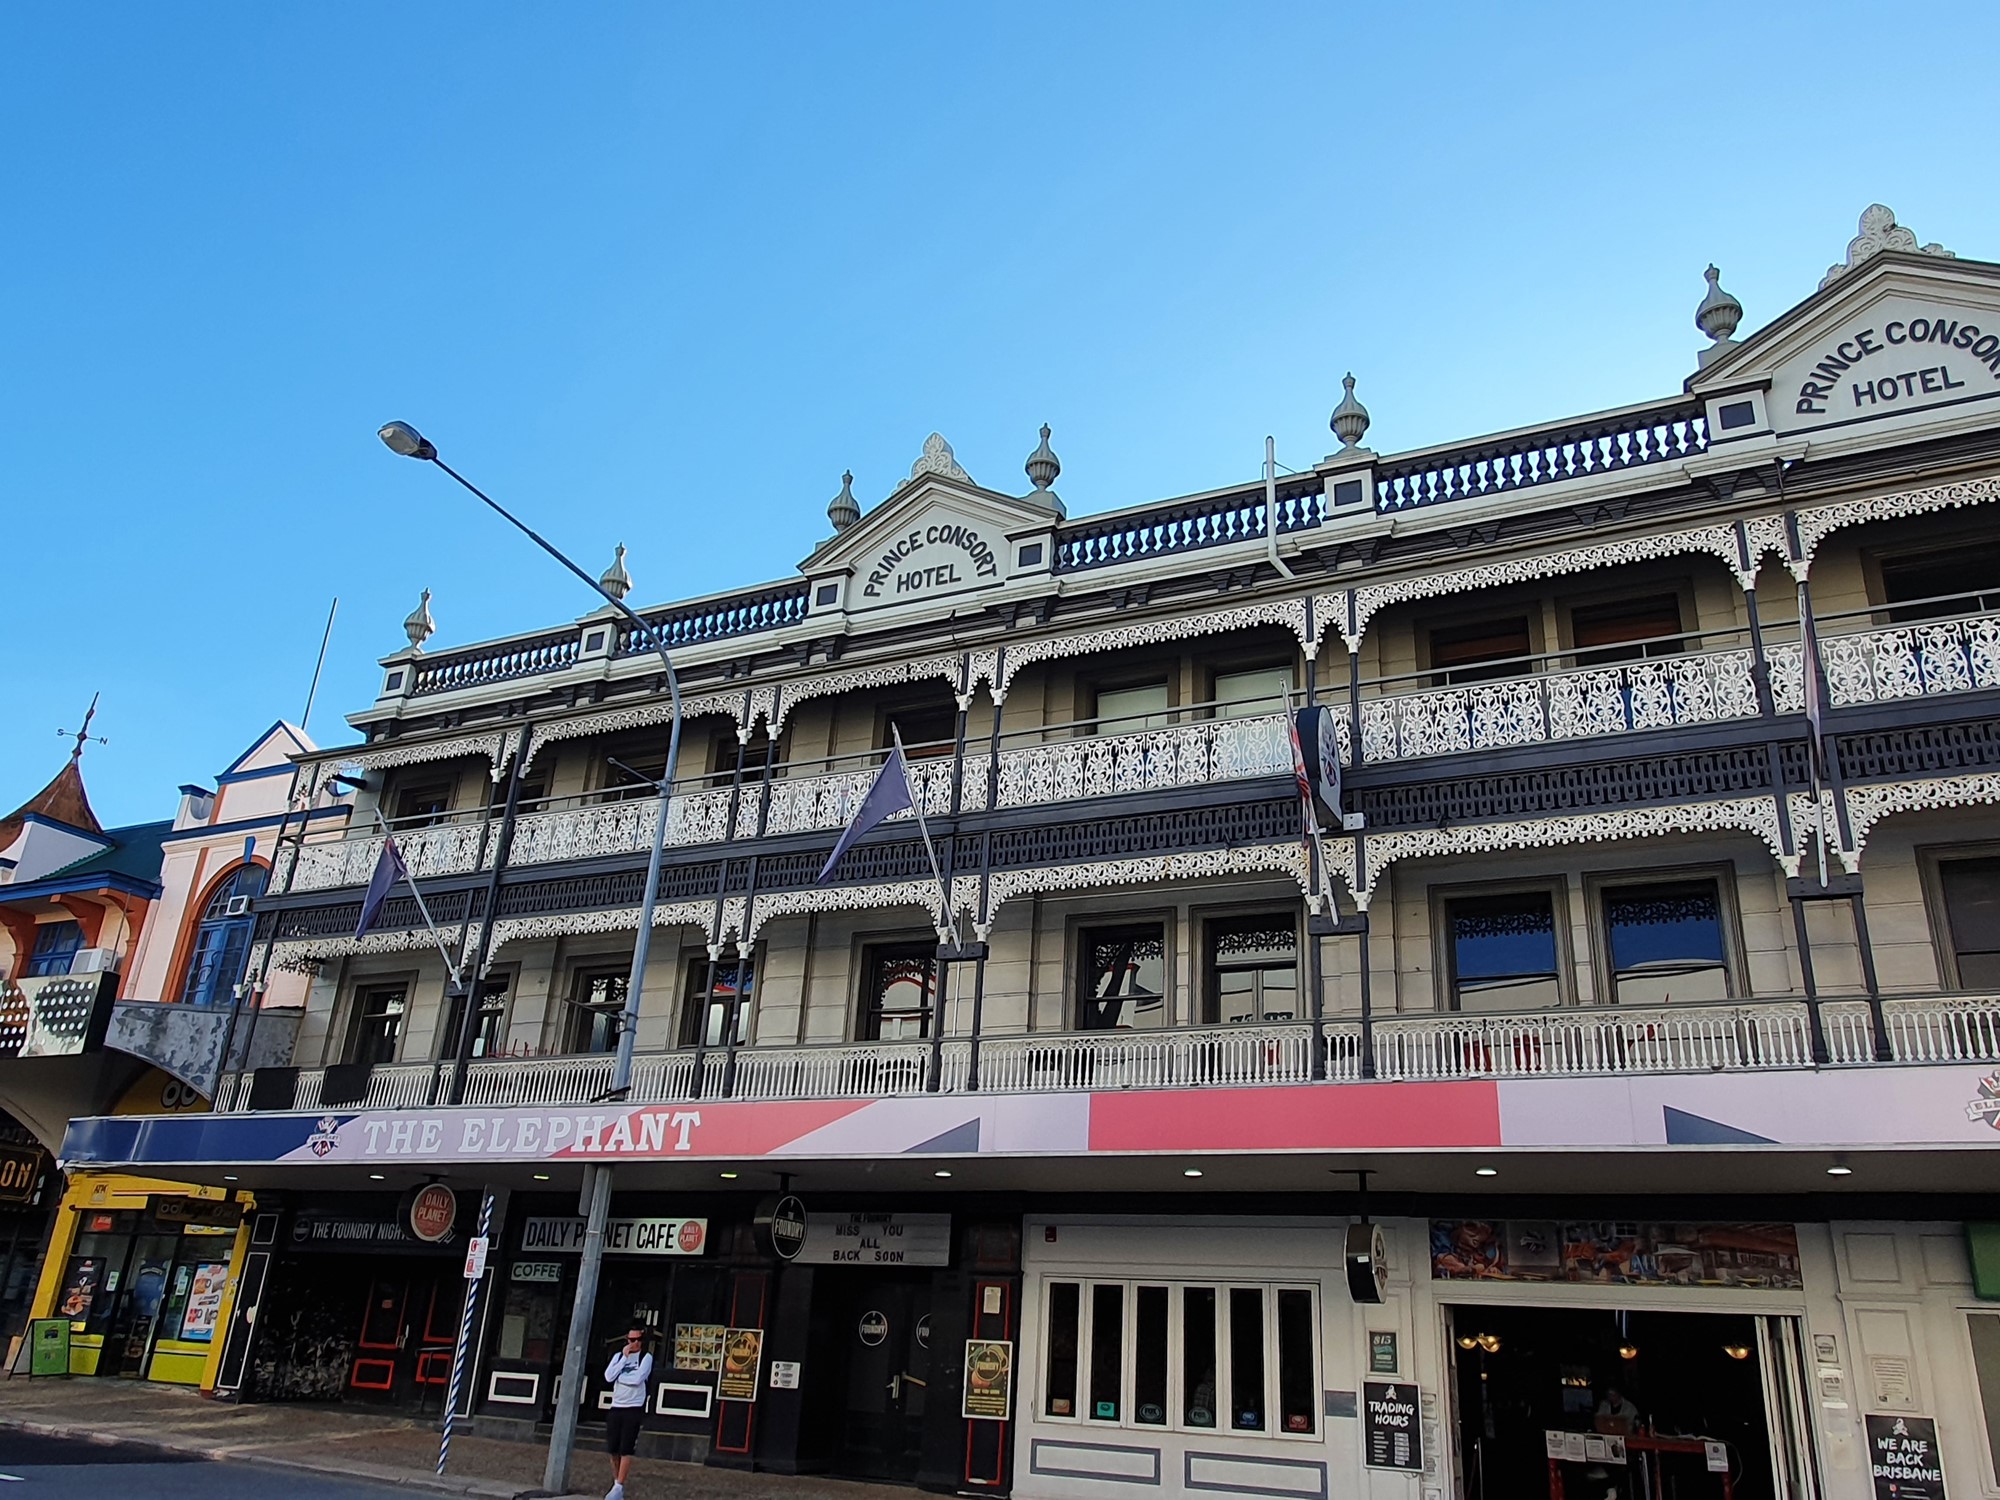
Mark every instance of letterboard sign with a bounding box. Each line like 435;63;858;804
1867;1413;1946;1500
1363;1380;1423;1471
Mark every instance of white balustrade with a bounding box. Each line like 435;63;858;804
762;756;955;838
1372;1003;1819;1080
725;1040;939;1101
289;821;485;892
1878;996;2000;1063
1358;650;1759;764
993;714;1291;809
972;1023;1330;1091
502;789;735;868
1817;614;2000;707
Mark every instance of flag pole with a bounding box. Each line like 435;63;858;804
893;726;957;945
370;809;465;986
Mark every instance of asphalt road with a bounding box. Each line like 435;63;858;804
0;1430;419;1499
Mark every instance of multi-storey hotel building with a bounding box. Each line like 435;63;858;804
63;206;2000;1500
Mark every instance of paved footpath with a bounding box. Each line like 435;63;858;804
0;1377;912;1500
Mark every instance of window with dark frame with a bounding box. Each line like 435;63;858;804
567;967;629;1054
441;976;510;1059
882;703;958;759
24;920;84;978
680;958;754;1048
1570;593;1685;666
1968;1312;2000;1485
179;864;268;1005
1210;665;1292;718
1076;922;1168;1032
1044;1282;1081;1418
861;940;935;1040
391;780;453;826
1879;545;2000;623
1428;616;1532;685
1601;878;1730;1003
1445;890;1562;1011
1091;680;1171;732
1939;856;2000;988
350;984;407;1064
1204;914;1298;1024
593;739;667;803
709;730;774;786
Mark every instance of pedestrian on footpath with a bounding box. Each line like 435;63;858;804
604;1326;653;1500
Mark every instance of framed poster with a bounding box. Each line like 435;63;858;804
963;1340;1013;1420
179;1262;230;1341
718;1328;763;1402
1866;1413;1946;1500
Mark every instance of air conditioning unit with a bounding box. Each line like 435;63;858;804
69;947;120;975
224;896;254;917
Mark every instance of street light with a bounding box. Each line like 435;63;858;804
377;421;682;1493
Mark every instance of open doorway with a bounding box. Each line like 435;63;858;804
1446;1304;1813;1500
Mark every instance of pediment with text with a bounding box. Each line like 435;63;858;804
1693;249;2000;441
802;460;1059;618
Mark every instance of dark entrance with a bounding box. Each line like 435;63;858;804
827;1272;934;1483
1447;1304;1804;1500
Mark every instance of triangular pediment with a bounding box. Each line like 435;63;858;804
800;470;1060;616
1692;250;2000;438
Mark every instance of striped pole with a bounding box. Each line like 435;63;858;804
439;1188;497;1475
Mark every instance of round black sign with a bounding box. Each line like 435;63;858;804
755;1193;810;1261
858;1310;888;1346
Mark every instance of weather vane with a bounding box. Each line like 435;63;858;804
57;692;108;764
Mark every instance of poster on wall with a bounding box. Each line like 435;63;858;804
717;1328;763;1402
673;1324;724;1371
1430;1220;1802;1288
1866;1413;1947;1500
962;1341;1013;1420
179;1262;230;1341
1363;1381;1423;1471
58;1257;103;1321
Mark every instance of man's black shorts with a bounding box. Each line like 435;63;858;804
605;1405;644;1456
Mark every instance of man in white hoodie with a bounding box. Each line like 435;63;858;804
603;1327;653;1500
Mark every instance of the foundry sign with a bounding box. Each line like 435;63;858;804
1787;305;2000;419
860;516;1000;602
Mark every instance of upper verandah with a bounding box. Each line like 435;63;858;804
336;207;2000;743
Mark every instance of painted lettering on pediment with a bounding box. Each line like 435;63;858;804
1776;298;2000;431
860;513;1002;603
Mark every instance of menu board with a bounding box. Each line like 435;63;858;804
673;1323;723;1371
1363;1381;1423;1471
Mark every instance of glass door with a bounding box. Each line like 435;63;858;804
1756;1314;1824;1500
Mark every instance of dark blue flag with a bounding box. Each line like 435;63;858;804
354;834;410;937
816;744;916;882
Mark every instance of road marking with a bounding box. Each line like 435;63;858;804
0;1472;24;1481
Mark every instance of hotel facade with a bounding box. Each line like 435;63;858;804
62;206;2000;1500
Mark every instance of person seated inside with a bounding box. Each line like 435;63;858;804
1595;1383;1641;1434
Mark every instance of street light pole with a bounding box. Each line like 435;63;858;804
377;422;682;1492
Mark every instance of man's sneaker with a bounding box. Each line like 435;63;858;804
606;1485;624;1500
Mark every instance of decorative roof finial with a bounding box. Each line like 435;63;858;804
909;433;971;484
1694;264;1744;366
1023;424;1066;517
56;692;107;766
403;588;435;651
598;543;632;602
827;471;860;531
1329;373;1370;450
1820;203;1955;289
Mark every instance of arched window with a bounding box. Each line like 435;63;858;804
178;863;268;1006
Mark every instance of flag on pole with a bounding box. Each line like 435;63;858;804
355;834;411;937
816;743;917;883
1287;713;1316;811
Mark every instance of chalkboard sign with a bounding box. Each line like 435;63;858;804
1867;1413;1946;1500
1363;1380;1423;1471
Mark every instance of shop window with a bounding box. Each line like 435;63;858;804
680;958;753;1048
1044;1281;1081;1418
1204;914;1298;1024
1444;889;1563;1011
1969;1313;2000;1484
1938;855;2000;988
565;967;629;1054
1134;1286;1169;1425
1076;922;1168;1032
1601;878;1730;1003
349;984;406;1064
1211;665;1293;718
179;864;268;1005
441;976;510;1059
499;1279;558;1364
1570;593;1685;666
1880;543;2000;622
1089;1284;1124;1421
24;920;83;978
861;941;934;1041
1041;1278;1317;1439
883;703;958;759
1092;680;1171;732
1429;616;1532;685
391;779;454;826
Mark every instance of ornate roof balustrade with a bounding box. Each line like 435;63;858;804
1052;475;1326;573
1373;398;1709;512
212;991;2000;1113
612;580;813;657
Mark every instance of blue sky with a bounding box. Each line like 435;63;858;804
5;2;1999;826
